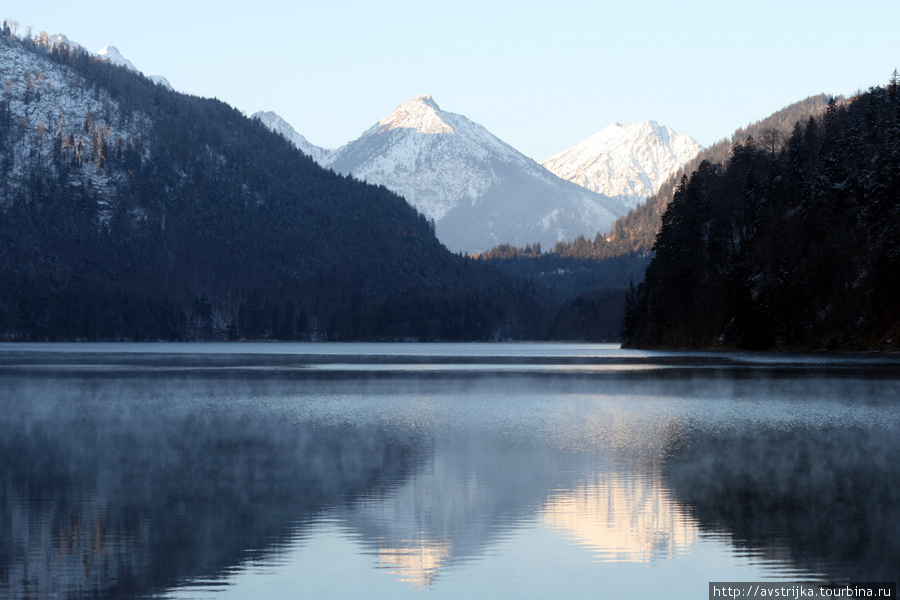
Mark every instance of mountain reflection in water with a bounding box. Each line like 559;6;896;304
0;343;898;599
542;472;697;563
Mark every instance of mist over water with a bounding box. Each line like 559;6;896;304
0;343;897;599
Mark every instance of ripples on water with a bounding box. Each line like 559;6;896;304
0;343;898;599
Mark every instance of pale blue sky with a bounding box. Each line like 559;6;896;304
8;1;899;159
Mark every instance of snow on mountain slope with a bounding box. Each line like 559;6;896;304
96;45;137;72
541;121;702;208
0;34;152;213
148;75;174;90
324;95;627;253
252;111;332;165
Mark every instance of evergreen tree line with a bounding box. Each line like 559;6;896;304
0;31;555;341
623;76;900;350
474;240;649;298
472;239;649;341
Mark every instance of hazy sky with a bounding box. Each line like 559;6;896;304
8;1;899;159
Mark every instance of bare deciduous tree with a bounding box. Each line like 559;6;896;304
760;127;784;156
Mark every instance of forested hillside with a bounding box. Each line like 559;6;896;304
583;94;835;258
0;30;553;341
475;95;834;342
623;77;900;350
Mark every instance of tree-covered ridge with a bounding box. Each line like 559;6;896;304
474;96;833;312
0;30;553;341
623;76;900;350
595;94;837;258
480;95;834;265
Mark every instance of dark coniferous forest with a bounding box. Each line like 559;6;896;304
0;31;553;341
623;77;900;350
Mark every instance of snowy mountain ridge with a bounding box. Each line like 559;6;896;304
327;95;555;217
370;95;532;165
315;94;626;252
541;120;702;208
37;33;173;90
256;98;699;252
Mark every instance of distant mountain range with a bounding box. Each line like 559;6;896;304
254;97;700;253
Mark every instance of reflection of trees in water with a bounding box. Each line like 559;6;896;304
663;427;900;581
0;393;421;599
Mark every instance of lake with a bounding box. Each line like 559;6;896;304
1;342;898;599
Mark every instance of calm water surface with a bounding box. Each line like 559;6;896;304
1;343;898;599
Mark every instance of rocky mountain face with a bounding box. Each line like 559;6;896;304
540;120;702;209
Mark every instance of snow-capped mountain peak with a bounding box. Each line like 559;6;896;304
253;98;698;252
323;94;627;252
541;120;702;208
378;94;455;134
96;45;139;73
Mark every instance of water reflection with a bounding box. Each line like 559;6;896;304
375;539;451;587
338;433;569;587
0;376;421;599
542;472;697;563
0;344;898;599
664;426;900;581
